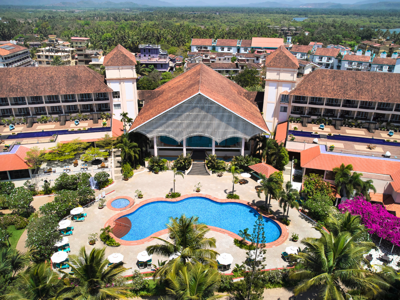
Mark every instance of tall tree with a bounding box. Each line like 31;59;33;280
172;167;184;193
50;55;64;66
256;172;283;213
115;134;140;167
278;181;300;219
333;163;353;198
357;179;376;201
25;146;45;169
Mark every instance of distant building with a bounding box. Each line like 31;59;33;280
136;44;170;72
190;39;213;52
76;47;103;66
0;43;33;68
327;44;352;55
290;45;313;60
340;54;371;71
297;59;320;76
70;37;90;48
27;42;42;48
36;46;76;66
312;47;340;70
309;42;323;49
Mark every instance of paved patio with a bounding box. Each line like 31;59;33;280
42;170;320;276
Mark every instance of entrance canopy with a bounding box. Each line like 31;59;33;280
130;64;269;142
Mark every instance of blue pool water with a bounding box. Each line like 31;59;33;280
111;198;130;209
118;197;281;242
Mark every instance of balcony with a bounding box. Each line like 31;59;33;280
10;100;27;106
292;99;307;104
15;112;31;117
376;104;394;111
373;114;389;122
28;100;44;105
0;100;9;106
340;111;354;118
78;97;93;102
342;101;358;108
308;110;322;116
49;109;63;115
61;98;77;103
395;105;400;112
45;99;60;104
323;110;337;118
359;103;376;110
65;109;79;114
81;108;94;113
95;96;109;101
290;109;305;115
1;110;13;117
33;111;47;116
325;100;341;107
96;106;111;112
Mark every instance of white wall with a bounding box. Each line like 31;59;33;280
190;46;212;52
239;47;250;53
216;46;235;53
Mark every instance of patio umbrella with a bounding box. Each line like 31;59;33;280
137;251;152;262
385;151;391;157
108;253;124;264
285;246;299;255
51;251;68;263
58;220;71;230
249;250;264;261
70;207;83;215
54;236;69;247
217;253;233;265
257;179;262;184
169;252;181;260
241;173;251;178
313;138;318;144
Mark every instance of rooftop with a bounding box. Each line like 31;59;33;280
191;39;213;46
289;69;400;103
104;44;136;67
372;57;397;65
251;37;284;49
291;45;313;53
0;66;112;97
216;39;238;47
264;45;299;69
342;54;371;62
240;40;252;47
0;145;30;171
314;47;340;57
0;43;28;56
71;37;90;40
249;163;279;178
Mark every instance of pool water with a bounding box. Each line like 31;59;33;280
111;198;130;209
118;197;281;242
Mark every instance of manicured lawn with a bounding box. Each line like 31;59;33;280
7;225;25;249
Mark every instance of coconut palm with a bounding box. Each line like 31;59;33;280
173;167;184;193
357;179;377;201
290;230;384;300
278;181;300;219
261;138;277;164
5;262;61;300
333;163;353;197
372;266;400;300
256;172;283;212
346;172;364;198
115;134;140;167
146;215;218;278
164;262;223;300
57;247;130;299
324;212;368;238
50;56;64;66
0;246;29;279
230;165;239;195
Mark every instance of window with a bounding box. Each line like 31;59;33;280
112;91;120;99
243;48;248;51
227;47;232;51
280;106;288;113
47;95;59;102
50;106;62;113
0;171;8;180
280;95;289;103
63;94;75;100
220;47;225;51
9;170;30;179
114;103;121;110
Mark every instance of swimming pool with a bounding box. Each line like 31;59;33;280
111;198;130;209
117;197;281;242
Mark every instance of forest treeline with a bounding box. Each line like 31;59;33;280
1;8;400;54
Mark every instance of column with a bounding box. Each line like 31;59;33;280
153;136;158;157
212;138;215;155
7;171;11;181
241;138;245;156
183;138;186;156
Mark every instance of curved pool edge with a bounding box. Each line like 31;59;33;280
106;196;135;211
104;193;289;248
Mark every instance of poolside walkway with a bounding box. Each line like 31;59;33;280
26;171;320;276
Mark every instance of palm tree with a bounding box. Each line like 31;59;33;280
261;139;277;164
230;165;239;195
357;179;376;201
290;230;383;300
346;172;364;198
278;181;300;219
0;246;29;279
373;266;400;300
50;56;64;66
120;112;133;132
164;263;223;300
5;262;61;300
116;134;140;167
173;167;184;193
57;247;130;299
256;172;283;212
146;215;218;278
333;163;353;197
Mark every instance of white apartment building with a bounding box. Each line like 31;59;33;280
340;54;371;71
0;43;33;68
312;47;340;69
36;46;76;66
238;40;251;53
290;45;313;60
190;39;213;52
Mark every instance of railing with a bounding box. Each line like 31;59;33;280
10;101;27;106
95;97;109;101
45;99;60;104
359;105;376;110
325;102;341;107
309;101;324;105
342;103;358;108
15;112;31;116
78;98;93;102
308;111;322;116
28;100;44;105
0;101;9;106
96;108;111;112
291;110;304;115
61;98;77;103
292;100;307;104
81;109;94;113
376;106;394;111
65;110;79;113
33;111;47;116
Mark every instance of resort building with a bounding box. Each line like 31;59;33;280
36;46;76;66
0;66;112;120
340;54;371;71
76;48;103;66
129;63;269;158
190;39;213;52
311;47;340;69
70;37;90;48
104;44;139;120
358;39;400;57
326;44;352;55
290;45;313;60
309;42;323;49
0;145;32;182
136;44;171;72
297;59;320;76
370;56;400;73
215;39;238;54
0;43;33;68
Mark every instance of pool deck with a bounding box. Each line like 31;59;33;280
33;170;320;275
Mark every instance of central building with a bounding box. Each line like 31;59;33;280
129;64;269;158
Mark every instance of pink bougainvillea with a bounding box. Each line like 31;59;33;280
339;195;400;247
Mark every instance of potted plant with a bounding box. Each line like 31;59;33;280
135;189;143;199
88;233;98;245
291;233;299;242
122;163;133;181
195;182;201;192
101;162;106;168
98;198;106;209
329;145;335;151
73;159;78;167
217;172;223;177
154;167;160;174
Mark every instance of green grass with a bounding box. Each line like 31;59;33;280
7;225;25;249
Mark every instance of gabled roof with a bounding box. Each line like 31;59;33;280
0;146;30;171
275;122;288;144
342;54;370;62
191;39;213;46
112;118;124;138
104;44;136;67
264;46;299;69
291;45;313;53
314;47;340;57
251;37;284;48
249;163;279;178
241;40;252;47
0;66;112;98
216;39;238;47
130;64;269;133
372;57;396;65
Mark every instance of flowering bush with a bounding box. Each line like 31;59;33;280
339;195;400;247
0;214;28;230
7;187;34;217
0;181;15;195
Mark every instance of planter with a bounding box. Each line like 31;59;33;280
123;178;129;181
99;205;104;209
138;195;143;199
89;241;96;245
196;189;201;193
292;239;298;242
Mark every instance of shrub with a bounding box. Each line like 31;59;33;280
42;180;52;195
218;276;234;293
281;218;291;226
100;226;120;247
303;194;335;224
8;187;34;216
173;154;192;171
231;155;260;173
0;215;29;230
54;172;91;191
227;193;240;199
205;155;226;172
131;270;148;291
94;171;110;189
233;238;256;250
0;181;15;195
122;163;133;179
166;192;181;198
329;145;335;151
40;190;79;220
293;126;298;130
148;156;168;172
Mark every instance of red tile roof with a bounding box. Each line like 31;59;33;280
0;66;112;98
104;44;136;67
0;146;30;172
216;39;237;47
314;47;340;57
71;37;90;40
0;43;28;56
342;54;371;62
309;42;323;46
130;64;269;133
249;163;279;178
264;46;299;69
241;40;252;47
372;57;396;65
291;45;313;53
112;118;124;138
251;37;284;48
289;69;400;103
275;122;288;144
191;39;213;46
